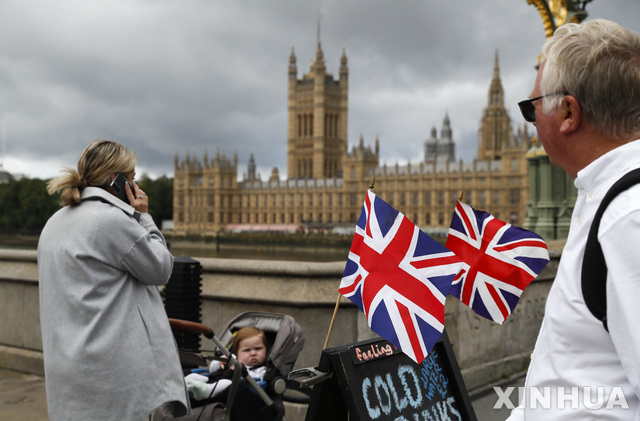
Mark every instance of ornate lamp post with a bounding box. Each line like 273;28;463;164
526;0;593;38
524;0;593;239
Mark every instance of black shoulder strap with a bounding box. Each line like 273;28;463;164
582;168;640;332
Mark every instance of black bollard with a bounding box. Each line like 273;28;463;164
163;255;203;351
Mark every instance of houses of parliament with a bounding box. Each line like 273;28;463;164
173;41;532;237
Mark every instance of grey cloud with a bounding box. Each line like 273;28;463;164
0;0;638;179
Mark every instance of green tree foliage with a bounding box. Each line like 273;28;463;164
0;176;173;235
0;178;60;235
137;175;173;228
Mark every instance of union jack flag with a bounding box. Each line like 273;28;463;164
446;201;550;324
339;190;462;363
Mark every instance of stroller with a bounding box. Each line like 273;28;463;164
160;311;305;421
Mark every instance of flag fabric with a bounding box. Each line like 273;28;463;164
339;190;462;363
446;201;550;324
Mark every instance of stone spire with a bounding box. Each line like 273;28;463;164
340;46;348;81
489;49;504;107
289;46;297;80
478;49;512;161
441;113;452;143
248;153;256;181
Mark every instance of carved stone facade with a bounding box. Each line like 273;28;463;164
287;43;348;180
424;114;456;164
173;45;531;236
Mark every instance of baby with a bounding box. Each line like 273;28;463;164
186;326;268;401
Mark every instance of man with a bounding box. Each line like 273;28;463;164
508;20;640;419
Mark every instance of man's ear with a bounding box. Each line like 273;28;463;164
559;96;581;134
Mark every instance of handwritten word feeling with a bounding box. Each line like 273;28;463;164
362;364;461;421
354;342;396;363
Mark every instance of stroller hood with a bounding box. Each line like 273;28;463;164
219;311;305;376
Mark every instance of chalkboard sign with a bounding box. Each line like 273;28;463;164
305;331;476;421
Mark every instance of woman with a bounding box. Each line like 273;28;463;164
38;140;189;420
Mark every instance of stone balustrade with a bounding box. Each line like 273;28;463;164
0;247;559;395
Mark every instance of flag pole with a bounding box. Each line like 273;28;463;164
458;190;464;202
323;178;376;350
323;293;342;350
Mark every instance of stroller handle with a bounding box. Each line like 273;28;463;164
168;318;215;339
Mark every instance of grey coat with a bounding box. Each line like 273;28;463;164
38;187;189;421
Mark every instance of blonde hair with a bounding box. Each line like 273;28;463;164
231;326;268;356
48;140;137;207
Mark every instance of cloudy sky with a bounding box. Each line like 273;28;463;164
1;0;639;180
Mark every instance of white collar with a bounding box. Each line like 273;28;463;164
575;139;640;194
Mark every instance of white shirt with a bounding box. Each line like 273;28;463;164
507;140;640;420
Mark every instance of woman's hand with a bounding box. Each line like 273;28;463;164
125;181;148;213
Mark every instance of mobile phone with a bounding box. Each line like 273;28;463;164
110;173;134;205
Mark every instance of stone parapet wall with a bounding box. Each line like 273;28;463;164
0;249;42;375
0;248;559;392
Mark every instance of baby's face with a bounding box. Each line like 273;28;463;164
237;335;267;367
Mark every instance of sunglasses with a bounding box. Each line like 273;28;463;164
518;92;569;123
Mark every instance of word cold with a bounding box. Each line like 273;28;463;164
361;364;462;420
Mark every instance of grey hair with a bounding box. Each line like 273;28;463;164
540;19;640;140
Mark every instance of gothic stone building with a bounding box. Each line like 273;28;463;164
173;45;531;236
